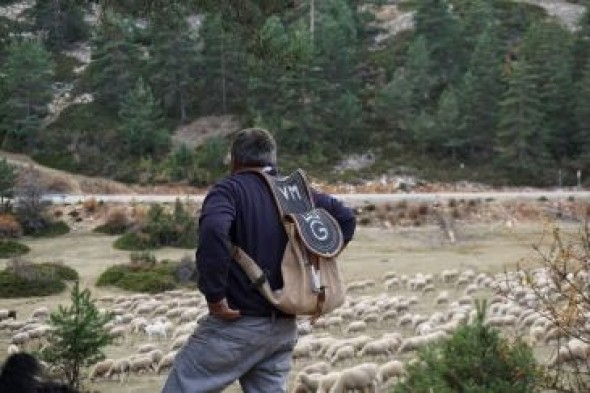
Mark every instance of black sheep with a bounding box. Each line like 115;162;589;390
0;353;79;393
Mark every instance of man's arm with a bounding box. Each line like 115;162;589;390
196;183;240;320
312;192;356;245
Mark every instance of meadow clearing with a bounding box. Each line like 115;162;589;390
0;214;584;392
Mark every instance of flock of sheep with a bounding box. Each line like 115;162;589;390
1;263;590;392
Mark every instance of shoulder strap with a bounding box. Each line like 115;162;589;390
236;168;315;217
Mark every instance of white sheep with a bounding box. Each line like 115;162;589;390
89;359;115;380
434;291;450;305
300;361;331;375
329;363;380;393
379;360;406;384
398;331;448;353
358;339;392;359
156;350;178;374
170;333;190;351
144;321;168;341
295;372;323;393
106;358;130;383
31;307;50;320
548;339;590;366
344;320;367;334
10;331;30;346
129;355;154;374
7;344;20;355
330;345;355;365
315;371;342;393
172;322;197;340
137;343;158;354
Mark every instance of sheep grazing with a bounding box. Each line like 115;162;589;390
344;321;367;334
31;307;50;320
379;360;406;384
137;344;158;354
315;371;342;393
170;333;190;351
330;345;355;365
156;351;178;374
106;358;130;383
329;363;380;393
358;339;392;359
548;339;590;367
294;372;323;393
300;361;331;376
89;359;115;381
0;309;17;321
129;355;154;374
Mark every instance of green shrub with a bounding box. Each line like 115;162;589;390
394;302;540;393
39;262;79;281
117;271;176;294
113;200;197;250
26;221;70;237
0;259;75;298
95;265;127;287
0;240;30;258
96;262;179;293
113;232;156;251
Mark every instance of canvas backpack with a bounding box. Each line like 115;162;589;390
232;168;346;319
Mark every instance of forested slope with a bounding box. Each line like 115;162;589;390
0;0;589;187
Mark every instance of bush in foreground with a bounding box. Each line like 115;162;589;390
40;282;113;390
394;302;540;393
0;239;30;258
0;259;78;298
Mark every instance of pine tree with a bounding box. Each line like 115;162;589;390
199;13;249;114
457;24;505;158
29;0;89;50
147;2;200;122
436;86;463;158
574;61;590;166
118;78;170;157
0;39;54;151
394;302;539;393
85;11;145;111
40;281;114;389
572;0;590;79
376;36;434;136
519;21;575;163
413;0;466;88
496;60;550;183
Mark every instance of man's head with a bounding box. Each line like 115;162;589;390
230;128;277;172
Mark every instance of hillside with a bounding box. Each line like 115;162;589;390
1;0;589;188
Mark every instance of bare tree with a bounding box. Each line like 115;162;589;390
14;165;50;234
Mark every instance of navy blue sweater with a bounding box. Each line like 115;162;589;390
196;170;356;317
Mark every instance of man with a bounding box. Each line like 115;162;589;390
161;128;356;393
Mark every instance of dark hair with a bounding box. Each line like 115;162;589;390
230;128;277;167
0;353;79;393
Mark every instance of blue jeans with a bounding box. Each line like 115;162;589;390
161;315;297;393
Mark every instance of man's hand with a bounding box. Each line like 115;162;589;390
207;298;241;321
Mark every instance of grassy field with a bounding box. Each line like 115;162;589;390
0;219;580;392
